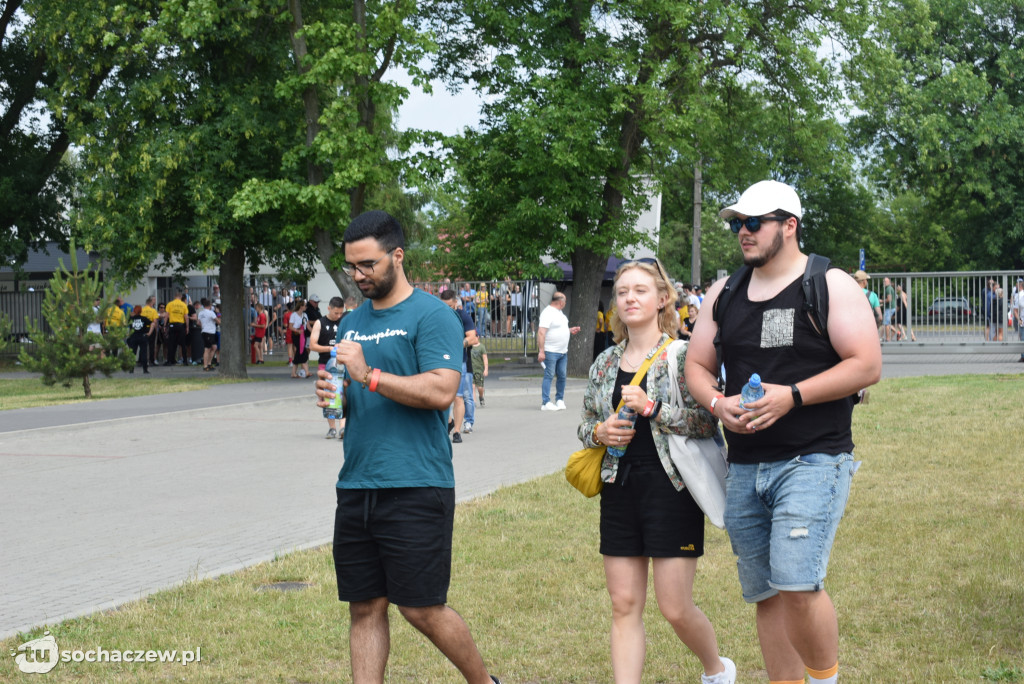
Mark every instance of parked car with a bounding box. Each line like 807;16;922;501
927;297;973;320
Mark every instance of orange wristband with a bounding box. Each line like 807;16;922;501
368;367;381;392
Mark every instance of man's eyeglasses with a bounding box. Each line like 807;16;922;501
342;249;396;277
728;215;789;234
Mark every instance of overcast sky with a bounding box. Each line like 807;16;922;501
392;69;486;136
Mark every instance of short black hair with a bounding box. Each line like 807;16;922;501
343;210;405;252
329;296;344;308
439;289;458;302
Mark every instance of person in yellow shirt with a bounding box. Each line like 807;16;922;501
164;291;189;365
593;302;607;361
474;283;490;337
105;297;126;330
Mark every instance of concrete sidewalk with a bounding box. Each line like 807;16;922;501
1;351;1019;641
0;371;587;641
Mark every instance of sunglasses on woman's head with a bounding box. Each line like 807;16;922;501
728;215;789;234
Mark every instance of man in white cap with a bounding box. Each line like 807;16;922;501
685;180;882;684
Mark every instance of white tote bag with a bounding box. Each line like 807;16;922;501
665;340;728;529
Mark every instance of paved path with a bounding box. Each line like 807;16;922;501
0;364;587;641
1;352;1020;640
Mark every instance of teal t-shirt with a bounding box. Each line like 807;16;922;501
884;285;895;309
335;289;463;489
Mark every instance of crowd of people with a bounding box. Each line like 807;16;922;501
419;278;540;338
86;290;222;372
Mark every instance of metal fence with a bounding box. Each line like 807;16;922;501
858;270;1023;353
412;280;546;357
0;290;48;340
5;271;1022;359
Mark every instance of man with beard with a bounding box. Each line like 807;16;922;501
684;181;881;684
314;210;501;684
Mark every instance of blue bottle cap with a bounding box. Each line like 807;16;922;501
749;373;761;386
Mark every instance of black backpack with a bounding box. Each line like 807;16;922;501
711;253;832;388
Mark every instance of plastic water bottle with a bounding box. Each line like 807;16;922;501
739;373;764;411
325;348;345;413
606;406;637;458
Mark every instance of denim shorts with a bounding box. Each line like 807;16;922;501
724;453;857;603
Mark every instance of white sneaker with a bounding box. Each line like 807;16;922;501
541;402;558;411
701;656;736;684
555;400;566;410
463;423;473;434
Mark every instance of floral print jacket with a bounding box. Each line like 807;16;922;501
576;333;716;491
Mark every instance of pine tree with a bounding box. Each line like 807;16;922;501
0;313;11;356
18;246;133;397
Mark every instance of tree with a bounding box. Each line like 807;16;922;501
18;246;133;398
36;0;311;379
0;311;11;355
849;0;1024;269
0;0;111;266
431;0;868;376
230;0;443;297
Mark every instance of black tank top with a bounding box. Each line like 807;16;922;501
611;368;659;469
318;316;341;348
719;272;854;463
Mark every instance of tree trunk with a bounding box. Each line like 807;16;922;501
691;159;702;285
219;246;248;379
567;246;608;378
313;227;359;300
82;374;91;399
288;0;358;301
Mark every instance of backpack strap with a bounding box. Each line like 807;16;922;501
801;253;831;339
711;265;752;388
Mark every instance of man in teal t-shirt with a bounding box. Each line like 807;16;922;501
316;210;501;684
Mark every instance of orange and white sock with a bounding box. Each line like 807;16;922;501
807;662;838;684
769;680;805;684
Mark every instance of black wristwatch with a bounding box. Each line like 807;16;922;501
790;384;803;407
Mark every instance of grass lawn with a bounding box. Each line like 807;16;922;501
2;375;1022;682
0;374;252;410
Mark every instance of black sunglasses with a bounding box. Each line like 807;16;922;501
621;257;668;280
728;215;790;234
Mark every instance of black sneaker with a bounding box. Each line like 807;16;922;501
452;432;462;444
490;677;501;684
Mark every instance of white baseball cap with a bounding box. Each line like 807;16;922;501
720;180;803;220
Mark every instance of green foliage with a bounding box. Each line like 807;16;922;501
0;0;80;267
434;0;870;265
229;0;442;280
849;0;1024;269
18;247;134;398
0;311;12;355
32;0;307;281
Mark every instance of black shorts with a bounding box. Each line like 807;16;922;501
333;487;454;607
202;333;217;348
599;459;705;557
